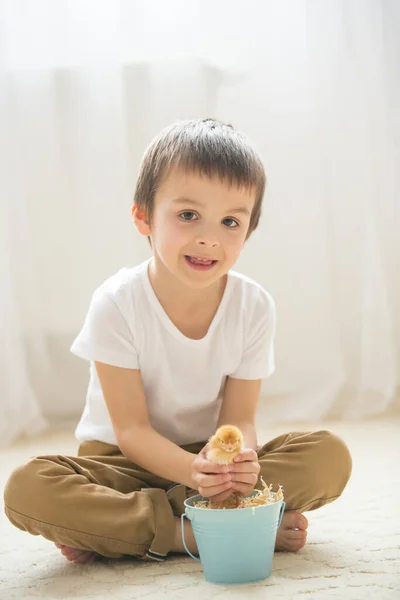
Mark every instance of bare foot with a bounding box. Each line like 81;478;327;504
275;510;308;552
55;543;99;564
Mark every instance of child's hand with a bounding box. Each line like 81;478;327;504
228;448;260;497
191;443;234;502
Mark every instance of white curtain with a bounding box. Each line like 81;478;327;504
1;0;399;446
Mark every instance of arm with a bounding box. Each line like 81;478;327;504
95;361;196;488
216;376;262;497
217;376;262;451
94;361;232;498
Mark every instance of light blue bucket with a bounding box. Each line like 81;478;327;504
181;492;285;584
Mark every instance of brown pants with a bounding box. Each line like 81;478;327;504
3;430;352;561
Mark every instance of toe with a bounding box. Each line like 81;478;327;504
280;511;301;528
281;510;308;530
298;514;308;529
285;541;301;552
285;530;307;551
55;543;98;564
286;529;307;541
74;552;95;564
281;540;304;552
289;537;307;551
72;550;97;564
65;551;81;561
63;549;82;561
276;526;307;552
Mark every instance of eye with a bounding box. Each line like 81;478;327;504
223;217;239;229
219;439;225;445
179;211;198;222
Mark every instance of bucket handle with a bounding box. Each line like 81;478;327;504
278;501;286;527
181;513;200;562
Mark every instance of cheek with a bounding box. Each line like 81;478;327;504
153;214;188;248
224;232;246;257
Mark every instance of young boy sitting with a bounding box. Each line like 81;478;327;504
4;118;352;564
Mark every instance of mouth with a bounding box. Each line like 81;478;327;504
184;255;218;271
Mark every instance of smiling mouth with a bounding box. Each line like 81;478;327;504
184;255;218;270
186;255;216;265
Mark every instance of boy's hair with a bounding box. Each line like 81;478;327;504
133;118;266;240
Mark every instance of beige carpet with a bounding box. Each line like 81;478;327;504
1;418;399;600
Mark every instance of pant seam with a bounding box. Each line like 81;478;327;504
4;505;147;554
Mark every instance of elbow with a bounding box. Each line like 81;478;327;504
116;424;153;458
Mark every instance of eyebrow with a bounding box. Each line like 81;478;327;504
172;197;251;217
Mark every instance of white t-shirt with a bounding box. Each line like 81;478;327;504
71;258;276;446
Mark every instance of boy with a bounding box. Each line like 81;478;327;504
4;118;352;564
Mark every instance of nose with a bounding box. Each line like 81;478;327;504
195;227;220;248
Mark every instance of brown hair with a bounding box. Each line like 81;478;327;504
133;118;266;240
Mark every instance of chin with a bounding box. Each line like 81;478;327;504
182;268;225;289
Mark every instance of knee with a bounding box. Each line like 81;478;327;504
311;430;352;492
4;457;47;514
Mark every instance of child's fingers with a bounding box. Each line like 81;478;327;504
229;461;260;475
230;472;258;486
232;448;258;463
199;481;233;498
198;457;229;474
195;472;232;488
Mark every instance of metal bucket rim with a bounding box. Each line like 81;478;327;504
184;491;284;512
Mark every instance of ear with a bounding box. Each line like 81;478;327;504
132;204;151;236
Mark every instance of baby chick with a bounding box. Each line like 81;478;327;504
207;424;244;464
206;425;244;508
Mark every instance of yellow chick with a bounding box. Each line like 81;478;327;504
206;425;244;508
207;424;244;465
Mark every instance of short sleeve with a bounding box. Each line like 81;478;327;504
70;286;139;369
231;290;276;380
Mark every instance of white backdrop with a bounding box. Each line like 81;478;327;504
1;0;399;447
